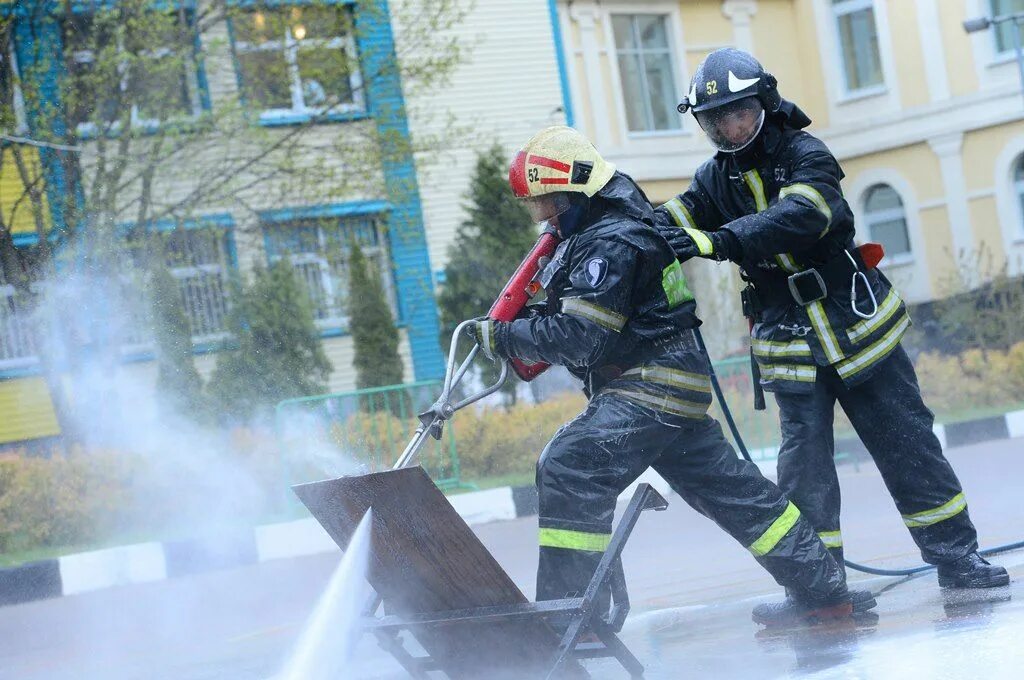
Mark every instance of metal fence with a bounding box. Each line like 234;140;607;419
275;379;468;494
706;356;785;462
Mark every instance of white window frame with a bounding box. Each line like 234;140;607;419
2;42;28;135
265;217;394;332
987;0;1024;57
0;282;41;370
233;7;365;124
119;227;233;355
67;13;204;137
830;0;886;99
1014;155;1024;232
846;170;932;302
862;184;913;266
607;12;683;137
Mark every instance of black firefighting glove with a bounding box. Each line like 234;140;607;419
668;227;742;263
465;319;508;361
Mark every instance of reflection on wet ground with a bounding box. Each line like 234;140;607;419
593;553;1023;679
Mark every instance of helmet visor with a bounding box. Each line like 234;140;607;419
521;192;572;224
695;97;765;153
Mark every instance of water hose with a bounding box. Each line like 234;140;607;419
694;328;1024;577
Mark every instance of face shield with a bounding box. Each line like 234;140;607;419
695;97;765;153
521;192;572;226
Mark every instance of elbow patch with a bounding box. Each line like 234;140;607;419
561;297;627;332
779;183;833;236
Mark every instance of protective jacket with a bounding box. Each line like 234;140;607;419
506;173;849;609
654;102;911;394
498;172;712;417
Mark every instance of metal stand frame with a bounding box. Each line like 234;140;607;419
360;483;668;679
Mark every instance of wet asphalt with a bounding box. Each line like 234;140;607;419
0;436;1022;679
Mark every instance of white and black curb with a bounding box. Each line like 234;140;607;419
3;408;1023;607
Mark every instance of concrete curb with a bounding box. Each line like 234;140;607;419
3;407;1023;607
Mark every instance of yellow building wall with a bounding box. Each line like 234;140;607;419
840;143;945;204
968;196;1006;267
937;0;979;98
787;0;829;128
962;121;1024;192
751;0;810;110
920;206;959;296
0;377;60;445
641;178;691;206
0;146;52;236
887;0;929;110
678;0;733;80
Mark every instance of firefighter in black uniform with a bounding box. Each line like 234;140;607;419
654;48;1009;619
468;125;853;626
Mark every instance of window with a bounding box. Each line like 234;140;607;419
63;11;202;133
991;1;1024;54
263;215;392;329
832;0;883;93
0;265;41;370
121;228;233;351
611;14;681;133
0;31;26;134
1014;155;1024;231
231;5;364;122
863;184;911;259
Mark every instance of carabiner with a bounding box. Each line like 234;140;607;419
845;250;879;320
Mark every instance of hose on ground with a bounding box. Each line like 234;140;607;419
695;328;1024;578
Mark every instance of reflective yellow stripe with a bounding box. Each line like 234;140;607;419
759;363;817;383
742;170;768;212
621;366;712;393
818;530;843;549
775;253;801;273
751;338;812;358
683;227;714;256
835;315;911;380
750;502;801;557
604;387;709;419
807;300;845;364
779;183;832;236
846;289;902;343
539;528;612;552
902;493;967;529
561;297;627;332
664;197;697;229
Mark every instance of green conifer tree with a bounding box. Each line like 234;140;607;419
349;240;404;390
437;145;538;400
208;261;332;420
150;262;206;419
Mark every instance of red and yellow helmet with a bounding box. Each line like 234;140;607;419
508;126;615;200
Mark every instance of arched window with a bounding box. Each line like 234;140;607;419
1014;155;1024;230
863;184;910;259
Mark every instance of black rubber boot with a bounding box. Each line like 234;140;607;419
752;593;854;627
779;586;877;614
848;588;877;613
937;553;1009;588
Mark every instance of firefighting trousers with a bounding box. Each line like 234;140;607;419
535;391;847;608
773;344;979;567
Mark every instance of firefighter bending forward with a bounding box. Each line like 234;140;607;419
654;48;1009;620
468;126;852;626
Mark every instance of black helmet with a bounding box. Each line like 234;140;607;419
677;48;781;153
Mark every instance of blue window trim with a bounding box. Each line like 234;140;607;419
547;0;574;127
258;199;389;224
224;0;369;129
355;0;442;379
259;200;399;339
